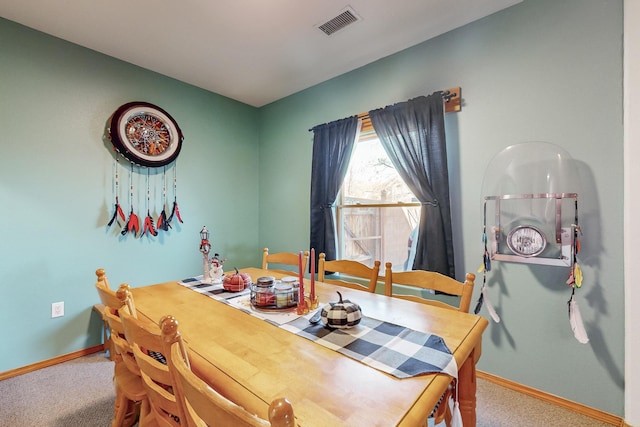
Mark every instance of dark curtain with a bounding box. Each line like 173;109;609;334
368;92;455;277
309;116;359;265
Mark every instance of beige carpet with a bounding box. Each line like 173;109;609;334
472;379;614;427
0;353;115;427
0;352;617;427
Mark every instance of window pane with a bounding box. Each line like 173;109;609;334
340;205;420;270
338;138;420;271
342;138;417;204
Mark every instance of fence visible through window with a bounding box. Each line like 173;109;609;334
337;203;420;271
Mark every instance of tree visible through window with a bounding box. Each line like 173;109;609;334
337;130;420;271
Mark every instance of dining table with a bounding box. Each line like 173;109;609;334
131;267;488;427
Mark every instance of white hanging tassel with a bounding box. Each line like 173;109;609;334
450;400;463;427
449;381;463;427
568;294;589;344
482;286;501;323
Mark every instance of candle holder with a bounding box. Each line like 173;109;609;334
308;295;319;310
199;226;211;284
297;296;309;315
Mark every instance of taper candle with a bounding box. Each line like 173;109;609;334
297;251;304;306
310;248;315;301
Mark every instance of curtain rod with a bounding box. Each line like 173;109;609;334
359;86;462;119
355;87;461;134
310;87;461;132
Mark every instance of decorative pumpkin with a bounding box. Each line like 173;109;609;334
223;268;251;292
320;291;362;329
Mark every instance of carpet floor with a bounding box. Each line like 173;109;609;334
0;352;616;427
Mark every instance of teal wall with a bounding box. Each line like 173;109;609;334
0;19;261;371
0;0;625;418
258;0;624;417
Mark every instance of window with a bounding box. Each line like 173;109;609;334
337;124;420;271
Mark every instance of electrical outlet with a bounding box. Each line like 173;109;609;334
51;301;64;318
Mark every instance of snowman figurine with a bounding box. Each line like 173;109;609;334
210;253;226;283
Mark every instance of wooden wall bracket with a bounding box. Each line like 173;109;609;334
443;87;461;113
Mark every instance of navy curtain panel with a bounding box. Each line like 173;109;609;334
368;93;455;277
309;116;359;266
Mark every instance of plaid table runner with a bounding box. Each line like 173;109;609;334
178;276;298;324
281;315;458;379
179;276;457;380
178;276;251;300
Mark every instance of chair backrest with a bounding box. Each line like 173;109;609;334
98;283;140;373
317;253;381;293
120;305;185;427
162;317;295;427
95;268;111;289
262;248;309;276
383;263;475;312
94;269;126;310
105;304;141;374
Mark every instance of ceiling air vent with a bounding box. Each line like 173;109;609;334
316;7;361;36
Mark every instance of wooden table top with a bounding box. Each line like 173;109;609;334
131;267;488;427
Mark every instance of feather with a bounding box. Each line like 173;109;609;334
569;297;589;344
574;263;583;288
474;292;484;315
483;287;501;323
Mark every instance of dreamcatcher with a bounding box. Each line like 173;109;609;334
105;101;184;238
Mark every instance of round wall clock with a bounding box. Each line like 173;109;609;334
107;101;183;167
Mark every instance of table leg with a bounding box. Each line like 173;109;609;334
458;347;478;427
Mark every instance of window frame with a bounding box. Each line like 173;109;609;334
335;116;421;264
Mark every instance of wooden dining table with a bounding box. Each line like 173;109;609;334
131;267;488;427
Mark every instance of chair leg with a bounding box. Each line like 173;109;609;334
137;399;154;427
93;303;114;360
111;383;141;427
111;383;129;427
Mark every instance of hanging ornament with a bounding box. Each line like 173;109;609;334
167;165;184;225
157;166;170;231
107;158;126;228
103;101;185;240
568;288;589;344
122;162;140;237
474;201;501;323
142;168;158;237
566;203;588;343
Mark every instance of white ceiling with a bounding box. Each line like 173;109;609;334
0;0;520;107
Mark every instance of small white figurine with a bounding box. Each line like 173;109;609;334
210;253;226;283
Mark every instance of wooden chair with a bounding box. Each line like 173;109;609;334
96;280;150;427
118;287;185;427
317;252;381;293
161;316;296;427
262;247;309;276
383;265;475;312
94;268;115;355
383;263;476;426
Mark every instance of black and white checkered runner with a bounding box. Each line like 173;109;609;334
179;276;457;380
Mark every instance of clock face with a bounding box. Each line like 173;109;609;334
108;102;183;167
506;225;547;257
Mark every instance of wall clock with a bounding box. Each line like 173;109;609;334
107;101;183;167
